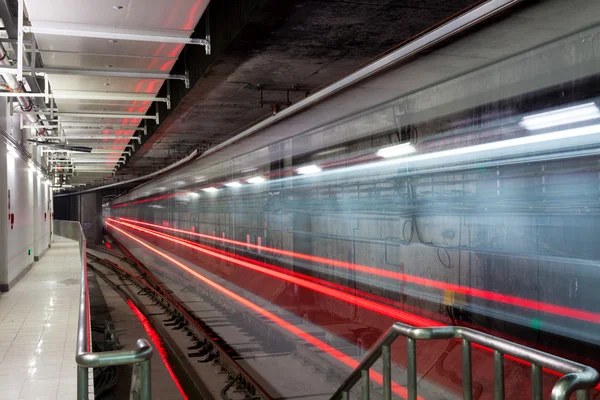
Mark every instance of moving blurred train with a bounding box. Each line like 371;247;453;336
104;5;600;400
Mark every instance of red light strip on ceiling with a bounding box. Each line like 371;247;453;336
116;217;600;325
108;218;600;389
106;221;420;400
127;299;189;400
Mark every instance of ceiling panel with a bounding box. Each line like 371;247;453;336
35;35;186;59
26;0;209;31
48;75;165;93
38;51;177;71
56;101;143;113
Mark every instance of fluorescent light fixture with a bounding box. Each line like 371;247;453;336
225;181;242;188
519;102;600;131
376;142;416;158
247;176;266;184
321;123;600;181
202;187;219;193
187;192;201;199
390;124;600;166
315;147;346;157
296;164;322;175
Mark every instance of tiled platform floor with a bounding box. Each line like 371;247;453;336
0;236;83;399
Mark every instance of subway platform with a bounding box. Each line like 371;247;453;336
0;236;89;399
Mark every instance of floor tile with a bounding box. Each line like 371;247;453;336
0;237;83;398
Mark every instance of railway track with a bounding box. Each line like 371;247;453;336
87;241;390;400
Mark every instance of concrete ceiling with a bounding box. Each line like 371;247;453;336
119;0;480;176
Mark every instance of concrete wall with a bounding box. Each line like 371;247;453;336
0;99;53;292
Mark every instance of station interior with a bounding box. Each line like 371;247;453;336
1;0;600;399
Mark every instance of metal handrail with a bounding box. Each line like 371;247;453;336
53;220;153;399
331;322;599;400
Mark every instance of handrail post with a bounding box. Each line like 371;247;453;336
494;350;505;400
407;337;417;400
532;364;543;400
139;345;152;399
361;369;370;400
577;390;590;400
462;339;472;400
382;344;391;400
77;365;88;399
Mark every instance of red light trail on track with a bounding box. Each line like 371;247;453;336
117;217;600;325
111;218;442;327
107;218;600;391
107;221;421;400
127;299;188;399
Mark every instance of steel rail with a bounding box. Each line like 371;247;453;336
87;242;275;400
331;322;600;400
53;220;153;399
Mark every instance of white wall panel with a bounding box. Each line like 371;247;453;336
5;150;35;285
0;100;52;291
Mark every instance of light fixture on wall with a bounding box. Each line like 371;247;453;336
519;103;600;130
225;181;242;188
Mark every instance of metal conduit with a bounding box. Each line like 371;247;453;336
0;43;45;135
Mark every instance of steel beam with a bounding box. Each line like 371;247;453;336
0;91;168;105
17;0;23;82
37;141;136;149
59;113;156;120
0;92;168;109
61;123;144;130
23;26;210;49
0;66;188;85
42;149;131;155
29;49;176;60
68;159;125;162
37;134;141;143
51;166;115;170
23;124;57;130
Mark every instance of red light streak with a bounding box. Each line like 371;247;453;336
117;217;600;325
108;218;600;390
127;299;188;399
168;44;184;58
112;218;441;327
107;221;420;400
184;0;205;30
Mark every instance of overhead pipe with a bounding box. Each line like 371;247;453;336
0;43;45;135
